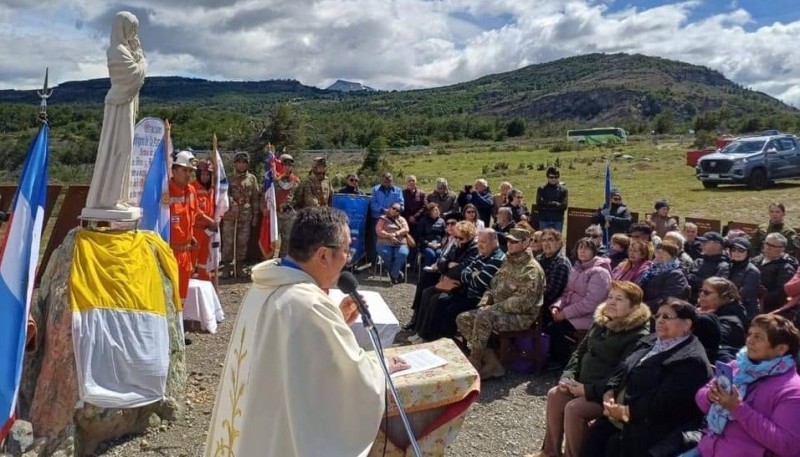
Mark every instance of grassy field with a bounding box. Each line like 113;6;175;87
369;137;800;227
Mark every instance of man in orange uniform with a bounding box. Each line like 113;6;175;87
191;158;218;280
169;150;200;302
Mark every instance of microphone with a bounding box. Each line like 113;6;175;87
337;271;372;323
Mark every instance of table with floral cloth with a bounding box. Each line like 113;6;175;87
368;338;481;456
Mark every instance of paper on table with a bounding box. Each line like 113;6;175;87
390;349;448;377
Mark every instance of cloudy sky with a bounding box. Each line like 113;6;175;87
2;0;800;106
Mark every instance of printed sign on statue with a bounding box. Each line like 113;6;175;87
128;117;166;206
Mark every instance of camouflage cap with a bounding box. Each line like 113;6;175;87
505;228;531;242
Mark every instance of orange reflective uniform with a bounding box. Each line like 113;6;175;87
169;179;199;299
191;181;216;280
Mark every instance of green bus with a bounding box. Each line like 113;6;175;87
567;127;627;144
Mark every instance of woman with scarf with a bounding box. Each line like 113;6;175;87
641;240;690;312
681;314;800;457
611;239;653;284
726;237;761;321
582;298;712;457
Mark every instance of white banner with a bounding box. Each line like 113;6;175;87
128;117;166;207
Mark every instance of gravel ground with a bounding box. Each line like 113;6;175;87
96;271;556;457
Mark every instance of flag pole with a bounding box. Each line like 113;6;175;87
165;120;172;178
212;133;220;293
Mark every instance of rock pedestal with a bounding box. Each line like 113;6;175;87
18;228;186;456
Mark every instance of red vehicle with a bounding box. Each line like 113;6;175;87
686;135;736;167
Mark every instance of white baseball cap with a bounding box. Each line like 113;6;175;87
173;150;198;169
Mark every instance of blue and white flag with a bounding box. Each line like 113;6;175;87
140;137;170;242
0;123;49;438
603;163;612;247
207;148;229;273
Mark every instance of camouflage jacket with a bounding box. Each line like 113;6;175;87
295;173;333;209
478;250;545;317
752;222;799;254
229;171;260;209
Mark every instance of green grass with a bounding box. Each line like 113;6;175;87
374;137;800;228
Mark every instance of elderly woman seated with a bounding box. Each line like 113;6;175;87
526;281;651;457
604;233;630;270
582;298;712;457
611;239;653;283
416;202;446;267
664;230;694;271
547;237;612;370
696;277;748;363
640;240;690;312
681;314;800;457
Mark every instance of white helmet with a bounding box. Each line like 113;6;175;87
173;150;198;169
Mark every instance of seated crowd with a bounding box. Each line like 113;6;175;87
371;167;800;457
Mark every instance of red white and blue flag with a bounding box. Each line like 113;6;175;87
0;123;49;439
258;148;281;258
207;147;229;273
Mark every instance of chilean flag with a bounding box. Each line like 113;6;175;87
0;123;49;439
258;150;282;258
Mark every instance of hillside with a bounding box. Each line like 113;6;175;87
1;53;796;123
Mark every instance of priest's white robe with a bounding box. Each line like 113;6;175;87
205;259;386;457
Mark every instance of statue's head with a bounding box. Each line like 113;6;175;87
111;11;140;52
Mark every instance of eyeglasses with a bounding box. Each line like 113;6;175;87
324;245;353;258
699;289;716;296
654;313;679;320
349;178;359;183
765;242;785;248
446;221;457;226
466;210;476;214
729;246;747;253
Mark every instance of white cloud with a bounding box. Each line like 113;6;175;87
1;0;800;107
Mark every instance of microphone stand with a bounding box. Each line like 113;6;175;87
357;303;423;457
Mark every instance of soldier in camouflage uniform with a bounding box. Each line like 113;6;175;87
222;151;260;277
456;227;546;380
294;156;333;209
273;153;300;258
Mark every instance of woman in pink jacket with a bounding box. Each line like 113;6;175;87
681;314;800;457
547;237;612;370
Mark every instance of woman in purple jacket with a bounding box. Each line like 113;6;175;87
683;314;800;457
547;237;612;369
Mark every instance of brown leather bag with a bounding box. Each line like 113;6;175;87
435;276;461;293
405;234;417;249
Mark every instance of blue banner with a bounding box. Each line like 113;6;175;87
333;194;370;265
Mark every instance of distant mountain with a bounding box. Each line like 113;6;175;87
325;79;376;92
0;53;796;124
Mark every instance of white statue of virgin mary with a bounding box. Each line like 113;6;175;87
82;11;147;220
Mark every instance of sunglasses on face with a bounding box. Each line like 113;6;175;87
349;178;359;183
466;210;476;214
730;246;747;253
446;221;457;226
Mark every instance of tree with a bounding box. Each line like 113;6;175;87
258;102;306;153
653;109;674;134
357;136;392;186
506;118;526;137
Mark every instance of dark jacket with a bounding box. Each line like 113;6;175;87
437;239;478;280
337;185;363;195
401;188;427;223
606;334;712;457
684;239;702;260
536;182;568;222
472;190;494;227
591;203;632;237
714;302;747;362
416;215;445;249
493;221;515;252
688;254;730;301
642;268;690;312
605;249;628;270
561;303;651;403
459;247;505;299
504;203;529;224
752;253;798;312
728;259;761;320
427;190;458;216
536;252;573;308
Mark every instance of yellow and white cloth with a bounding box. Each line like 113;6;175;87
70;229;179;408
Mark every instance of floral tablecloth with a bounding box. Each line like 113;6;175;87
368;339;481;456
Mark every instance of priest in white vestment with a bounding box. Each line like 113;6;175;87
206;207;408;457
